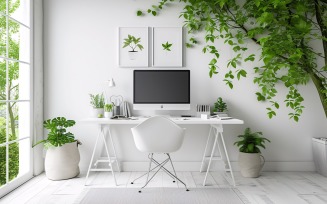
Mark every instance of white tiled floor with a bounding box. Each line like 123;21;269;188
1;171;327;204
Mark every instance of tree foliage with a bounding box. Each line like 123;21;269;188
139;0;327;121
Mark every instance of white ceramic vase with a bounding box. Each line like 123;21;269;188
92;108;104;118
238;152;265;178
104;112;113;118
45;141;80;180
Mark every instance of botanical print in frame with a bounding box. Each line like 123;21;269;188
118;27;149;67
152;27;183;67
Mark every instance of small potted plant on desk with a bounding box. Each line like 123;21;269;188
234;128;270;178
33;117;81;180
90;93;105;118
104;103;114;118
213;97;228;117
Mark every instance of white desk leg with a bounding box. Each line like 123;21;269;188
200;126;213;173
203;130;219;186
101;126;118;186
220;132;236;187
85;126;102;186
108;125;121;173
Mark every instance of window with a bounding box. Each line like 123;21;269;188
0;0;31;189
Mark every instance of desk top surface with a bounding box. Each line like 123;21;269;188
80;117;244;125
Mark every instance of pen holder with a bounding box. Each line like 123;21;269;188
196;104;210;118
201;114;210;120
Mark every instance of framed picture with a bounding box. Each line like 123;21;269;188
152;27;183;67
118;27;149;67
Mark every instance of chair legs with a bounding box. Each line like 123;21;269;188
131;153;189;192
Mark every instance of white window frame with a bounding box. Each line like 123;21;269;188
0;0;33;198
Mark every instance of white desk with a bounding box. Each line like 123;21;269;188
81;117;244;186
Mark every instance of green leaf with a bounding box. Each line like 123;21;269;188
136;10;143;16
152;10;157;16
256;92;266;101
237;70;247;80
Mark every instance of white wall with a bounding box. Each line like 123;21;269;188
43;0;327;172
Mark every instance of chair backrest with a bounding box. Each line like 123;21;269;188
131;116;186;153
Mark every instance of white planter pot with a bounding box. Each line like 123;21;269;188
104;112;113;118
214;112;228;117
45;141;80;180
238;152;265;178
91;108;104;118
128;51;138;60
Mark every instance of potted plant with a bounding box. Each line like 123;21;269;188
33;117;81;180
104;103;114;118
122;34;144;60
234;127;270;178
213;97;228;117
90;93;105;118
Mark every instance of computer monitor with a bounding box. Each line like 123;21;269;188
133;70;190;110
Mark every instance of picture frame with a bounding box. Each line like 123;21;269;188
118;27;149;67
152;27;183;67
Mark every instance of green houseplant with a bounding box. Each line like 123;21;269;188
234;127;270;177
104;103;114;118
33;117;81;180
213;97;228;114
90;93;105;118
122;34;144;60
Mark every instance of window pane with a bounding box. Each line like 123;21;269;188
9;0;29;27
0;145;6;187
0;59;6;100
8;19;30;62
8;141;18;182
0;0;6;15
0;103;6;144
9;138;29;182
8;61;30;100
9;102;29;142
0;15;6;58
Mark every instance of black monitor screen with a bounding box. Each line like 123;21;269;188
134;70;190;104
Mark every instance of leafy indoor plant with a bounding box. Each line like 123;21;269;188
234;127;270;178
104;103;114;118
90;93;105;118
213;97;228;114
123;34;144;60
33;117;81;180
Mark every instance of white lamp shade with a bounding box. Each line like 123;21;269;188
108;78;115;87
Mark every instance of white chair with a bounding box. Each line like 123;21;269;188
130;116;189;193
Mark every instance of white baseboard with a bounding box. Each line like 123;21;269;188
117;161;316;172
